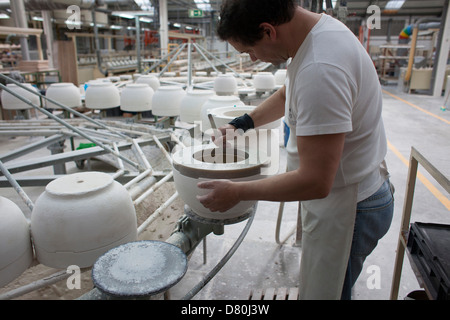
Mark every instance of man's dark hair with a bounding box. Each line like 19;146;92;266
216;0;296;46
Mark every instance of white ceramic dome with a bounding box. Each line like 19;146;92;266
179;90;215;124
31;172;137;268
152;86;186;117
45;82;81;109
120;83;154;112
0;196;33;287
136;74;160;91
85;82;120;109
253;72;276;91
1;83;39;110
213;74;237;95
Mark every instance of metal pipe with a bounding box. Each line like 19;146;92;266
0;83;143;171
0;160;34;215
137;191;178;234
152;135;172;164
182;208;256;300
192;43;221;75
132;139;152;170
158;43;188;76
133;171;173;206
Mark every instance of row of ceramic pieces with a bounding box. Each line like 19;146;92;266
0;74;159;112
212;70;287;95
0;139;272;289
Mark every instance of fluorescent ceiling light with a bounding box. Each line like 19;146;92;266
385;0;405;10
0;13;9;19
112;12;135;19
139;17;153;23
110;25;123;30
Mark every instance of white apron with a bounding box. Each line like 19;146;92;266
299;183;358;300
285;128;358;299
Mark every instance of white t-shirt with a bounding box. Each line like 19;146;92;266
285;14;388;201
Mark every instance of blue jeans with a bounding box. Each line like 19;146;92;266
341;179;394;300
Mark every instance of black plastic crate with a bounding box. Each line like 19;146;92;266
407;222;450;300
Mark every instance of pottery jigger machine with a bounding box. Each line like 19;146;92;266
0;74;266;300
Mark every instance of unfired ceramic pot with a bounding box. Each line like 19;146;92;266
1;83;39;110
152;86;186;117
0;196;33;287
179;89;215;124
200;95;244;132
253;72;276;91
213;74;237;95
31;172;137;268
120;83;154;112
136;74;160;91
85;82;120;110
45;82;81;109
172;144;268;221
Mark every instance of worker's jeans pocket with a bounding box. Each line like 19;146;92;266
342;180;394;299
352;179;394;257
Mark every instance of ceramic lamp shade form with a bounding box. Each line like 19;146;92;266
172;145;268;222
1;83;39;110
120;83;154;112
200;95;244;132
213;74;237;95
85;82;120;109
253;72;276;91
136;74;160;91
179;90;215;123
45;83;81;109
31;172;138;269
152;86;186;117
0;196;33;287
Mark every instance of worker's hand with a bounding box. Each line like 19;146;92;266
211;124;241;147
197;180;240;212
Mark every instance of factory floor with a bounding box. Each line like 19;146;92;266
169;85;450;300
1;85;449;300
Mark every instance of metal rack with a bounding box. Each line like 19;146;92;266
390;147;450;300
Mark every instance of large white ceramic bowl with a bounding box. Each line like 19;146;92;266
179;89;215;124
213;74;237;95
200;95;244;132
1;83;39;110
172;144;268;222
253;72;276;91
120;83;154;112
136;74;160;91
0;196;33;287
152;85;186;117
210;105;281;130
45;82;81;109
85;82;120;110
31;172;137;268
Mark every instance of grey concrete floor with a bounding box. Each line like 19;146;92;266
1;85;449;300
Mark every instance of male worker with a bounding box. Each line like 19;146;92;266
197;0;394;299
